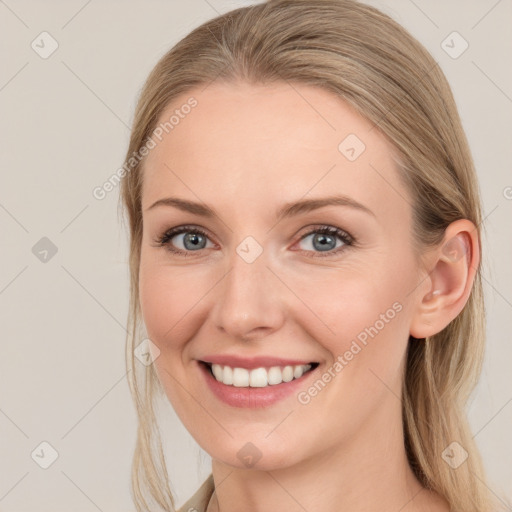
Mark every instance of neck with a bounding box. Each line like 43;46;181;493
206;405;447;512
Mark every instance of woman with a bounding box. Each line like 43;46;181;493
120;1;506;510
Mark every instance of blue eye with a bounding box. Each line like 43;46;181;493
156;226;214;257
295;226;352;257
155;224;354;258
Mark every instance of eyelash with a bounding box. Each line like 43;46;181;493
154;224;354;258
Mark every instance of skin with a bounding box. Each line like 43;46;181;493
138;81;479;512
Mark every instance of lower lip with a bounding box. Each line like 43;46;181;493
197;361;318;408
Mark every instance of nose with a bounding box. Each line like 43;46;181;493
211;246;286;341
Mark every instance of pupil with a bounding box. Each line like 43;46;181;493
184;233;204;250
314;234;335;251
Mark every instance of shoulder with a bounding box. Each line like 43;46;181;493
177;474;215;512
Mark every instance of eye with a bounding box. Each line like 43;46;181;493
294;225;353;257
154;224;354;258
155;225;215;256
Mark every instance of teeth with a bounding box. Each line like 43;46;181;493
249;367;267;388
209;363;313;387
268;366;283;385
293;365;304;379
233;367;249;387
223;366;233;385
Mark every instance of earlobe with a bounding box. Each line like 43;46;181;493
409;220;479;339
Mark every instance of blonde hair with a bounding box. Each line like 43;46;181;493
119;1;506;510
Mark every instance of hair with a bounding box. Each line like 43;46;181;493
119;1;506;510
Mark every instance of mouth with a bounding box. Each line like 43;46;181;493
199;361;320;388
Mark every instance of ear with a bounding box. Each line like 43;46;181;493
409;219;480;339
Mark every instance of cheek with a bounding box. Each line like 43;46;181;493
297;254;415;383
138;255;226;372
299;268;407;342
285;267;413;442
138;259;205;349
138;260;209;413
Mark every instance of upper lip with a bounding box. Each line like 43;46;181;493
199;355;318;369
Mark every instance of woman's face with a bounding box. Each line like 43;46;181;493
139;81;427;470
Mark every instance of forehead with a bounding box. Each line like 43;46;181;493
141;81;408;220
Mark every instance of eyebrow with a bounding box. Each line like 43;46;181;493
145;194;375;220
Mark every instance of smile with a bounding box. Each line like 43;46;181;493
198;360;321;408
206;362;318;388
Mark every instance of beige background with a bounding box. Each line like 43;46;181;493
1;0;511;510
